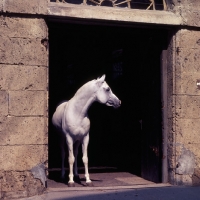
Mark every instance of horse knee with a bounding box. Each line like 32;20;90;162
82;156;88;164
68;155;75;164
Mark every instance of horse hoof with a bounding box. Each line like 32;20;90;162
86;182;94;187
68;182;75;187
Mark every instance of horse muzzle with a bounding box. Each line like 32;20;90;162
106;99;121;108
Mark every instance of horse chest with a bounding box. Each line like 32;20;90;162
68;117;90;138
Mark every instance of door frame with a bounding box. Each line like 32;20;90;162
47;17;171;183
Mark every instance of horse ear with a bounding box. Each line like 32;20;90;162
96;74;106;86
98;74;106;82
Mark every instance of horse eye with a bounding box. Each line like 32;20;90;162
106;87;110;91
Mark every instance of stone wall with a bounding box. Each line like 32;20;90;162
168;28;200;185
167;0;200;27
0;0;200;198
0;1;48;198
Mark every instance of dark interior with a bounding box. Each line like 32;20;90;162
48;21;168;183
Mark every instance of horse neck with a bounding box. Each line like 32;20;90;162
70;82;97;117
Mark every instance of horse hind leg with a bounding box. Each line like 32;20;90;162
58;130;66;181
61;141;65;181
73;141;81;182
82;134;93;186
66;135;75;187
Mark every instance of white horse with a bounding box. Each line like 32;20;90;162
52;75;121;186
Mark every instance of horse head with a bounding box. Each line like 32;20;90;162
95;75;121;108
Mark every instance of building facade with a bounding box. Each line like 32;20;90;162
0;0;200;199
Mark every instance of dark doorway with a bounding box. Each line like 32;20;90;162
48;21;168;184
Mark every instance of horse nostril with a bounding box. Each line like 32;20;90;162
119;100;121;105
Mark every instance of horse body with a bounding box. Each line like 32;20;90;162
52;75;121;186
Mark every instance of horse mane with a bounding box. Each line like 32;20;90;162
74;80;96;97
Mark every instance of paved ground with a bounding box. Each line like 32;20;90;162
19;172;200;200
47;172;154;188
20;184;200;200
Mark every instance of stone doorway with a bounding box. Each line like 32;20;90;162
48;21;168;186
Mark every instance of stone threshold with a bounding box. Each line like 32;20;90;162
47;183;172;191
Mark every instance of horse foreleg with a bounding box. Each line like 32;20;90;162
66;135;75;187
73;141;80;180
82;134;93;186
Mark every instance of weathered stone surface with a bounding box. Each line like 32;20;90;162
1;171;45;199
0;0;3;12
48;2;182;25
0;117;47;145
9;91;47;116
192;168;200;185
0;36;47;66
167;143;183;169
184;144;200;162
176;119;200;144
168;0;200;27
3;0;48;15
0;17;47;39
2;191;28;200
168;155;176;169
176;148;195;175
0;147;3;170
1;145;47;171
168;118;176;144
176;29;200;49
0;91;8;116
181;10;200;27
0;65;47;91
167;95;176;118
175;95;200;119
175;174;193;186
176;48;200;74
176;72;200;95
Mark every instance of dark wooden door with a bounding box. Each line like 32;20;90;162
140;36;164;183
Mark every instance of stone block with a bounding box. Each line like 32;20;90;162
175;95;200;119
181;10;200;27
1;171;45;199
176;119;200;144
1;145;47;171
0;116;47;145
192;168;200;185
3;0;48;15
0;65;47;91
168;117;177;144
0;91;8;116
168;155;177;169
0;16;47;39
176;72;200;95
167;95;175;118
1;191;28;199
0;36;47;66
9;91;47;116
175;174;193;186
0;0;3;12
176;29;200;49
178;144;200;168
176;48;200;74
180;0;200;7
